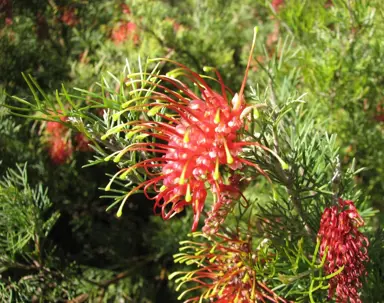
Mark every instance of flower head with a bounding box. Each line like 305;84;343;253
272;0;284;11
171;233;288;303
48;136;73;165
44;117;91;164
60;7;78;27
111;21;139;44
75;133;92;152
107;29;285;230
317;198;369;303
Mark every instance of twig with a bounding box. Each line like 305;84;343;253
67;294;89;303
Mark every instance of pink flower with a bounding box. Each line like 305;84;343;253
317;198;369;303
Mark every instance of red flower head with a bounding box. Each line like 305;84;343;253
272;0;284;11
202;175;246;235
317;198;369;303
48;136;73;164
75;133;92;152
111;21;139;45
171;233;289;303
44;117;73;164
46;119;67;136
121;3;131;15
61;7;78;27
107;29;286;231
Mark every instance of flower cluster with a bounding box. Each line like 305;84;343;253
60;7;78;27
111;21;139;44
109;30;287;231
317;198;369;303
44;118;91;164
111;4;139;45
171;233;288;303
272;0;284;11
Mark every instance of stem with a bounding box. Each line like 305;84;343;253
265;72;316;240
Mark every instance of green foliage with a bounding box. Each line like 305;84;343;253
1;0;383;302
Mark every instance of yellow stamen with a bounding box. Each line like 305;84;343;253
214;109;220;124
160;185;167;192
223;140;234;164
179;160;189;185
183;127;191;143
185;183;192;202
242;272;250;283
213;157;220;180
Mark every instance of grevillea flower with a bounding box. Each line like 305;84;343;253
60;7;78;27
44;117;91;164
271;0;284;11
106;29;286;230
111;21;139;45
75;133;92;152
121;3;131;15
45;119;73;164
48;136;73;164
170;233;289;303
202;173;248;235
46;119;67;136
317;198;369;303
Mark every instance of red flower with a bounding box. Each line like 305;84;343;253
202;175;246;234
272;0;284;11
171;233;289;303
43;115;91;163
317;198;369;303
111;21;139;44
75;133;92;152
121;3;131;15
109;30;285;230
61;7;78;27
48;136;73;165
46;120;66;136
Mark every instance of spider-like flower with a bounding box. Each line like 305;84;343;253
317;198;369;303
106;29;286;230
170;233;289;303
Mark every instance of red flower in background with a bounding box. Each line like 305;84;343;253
272;0;284;11
75;133;92;152
317;198;369;303
61;7;78;27
49;136;73;165
44;117;91;164
121;3;131;15
374;102;384;122
111;22;139;44
46;118;67;135
0;0;13;25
